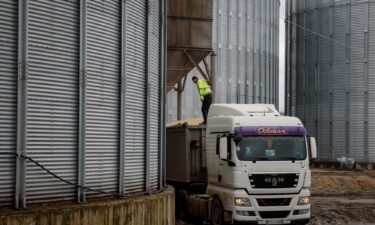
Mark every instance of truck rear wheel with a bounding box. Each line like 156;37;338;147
177;189;188;220
211;198;224;225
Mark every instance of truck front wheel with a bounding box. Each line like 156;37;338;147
211;198;224;225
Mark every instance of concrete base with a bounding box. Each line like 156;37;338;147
0;186;175;225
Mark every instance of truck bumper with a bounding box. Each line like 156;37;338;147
232;219;310;225
227;188;311;225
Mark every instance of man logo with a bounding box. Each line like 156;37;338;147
264;177;285;187
272;178;278;187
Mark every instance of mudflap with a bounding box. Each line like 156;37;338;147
224;211;233;224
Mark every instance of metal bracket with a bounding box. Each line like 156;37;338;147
185;51;210;81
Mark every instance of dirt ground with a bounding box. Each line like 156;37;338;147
177;169;375;225
311;169;375;195
177;196;375;225
310;196;375;225
309;169;375;225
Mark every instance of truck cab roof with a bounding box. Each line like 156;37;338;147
207;104;305;131
208;104;280;117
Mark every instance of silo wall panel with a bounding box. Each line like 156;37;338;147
149;0;162;190
123;0;147;193
230;0;238;103
254;0;260;103
212;0;218;45
369;3;375;161
259;1;267;103
239;0;246;103
348;2;366;162
0;0;18;206
85;0;121;196
216;0;224;103
26;0;80;202
297;2;306;122
247;0;255;103
317;6;331;162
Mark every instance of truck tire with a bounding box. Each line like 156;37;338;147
177;189;189;220
211;198;224;225
292;219;310;225
293;221;310;225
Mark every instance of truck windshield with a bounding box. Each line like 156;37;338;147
236;136;307;161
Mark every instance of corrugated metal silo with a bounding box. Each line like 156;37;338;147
167;0;280;120
0;0;165;208
286;0;375;162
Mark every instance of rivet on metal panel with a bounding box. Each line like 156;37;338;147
17;61;21;76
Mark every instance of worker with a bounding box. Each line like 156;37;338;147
192;76;213;124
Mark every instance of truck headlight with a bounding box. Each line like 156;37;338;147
234;197;251;207
297;196;310;205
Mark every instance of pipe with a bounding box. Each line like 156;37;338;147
210;51;217;102
16;0;29;209
177;80;183;120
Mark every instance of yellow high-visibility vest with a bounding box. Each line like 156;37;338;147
196;79;212;101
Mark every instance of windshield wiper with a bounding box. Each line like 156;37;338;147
274;157;298;162
250;157;269;163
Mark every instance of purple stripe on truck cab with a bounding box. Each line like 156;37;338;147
235;126;307;136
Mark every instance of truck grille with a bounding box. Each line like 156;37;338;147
259;211;290;219
257;198;291;206
249;173;299;188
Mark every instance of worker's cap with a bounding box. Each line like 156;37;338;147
191;76;198;80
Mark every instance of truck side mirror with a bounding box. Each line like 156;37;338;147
219;137;228;160
309;137;317;159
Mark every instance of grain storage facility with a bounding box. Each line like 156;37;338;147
167;0;280;121
0;0;166;209
286;0;375;162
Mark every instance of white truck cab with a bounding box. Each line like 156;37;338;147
206;104;317;225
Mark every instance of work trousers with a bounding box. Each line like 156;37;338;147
201;93;213;124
